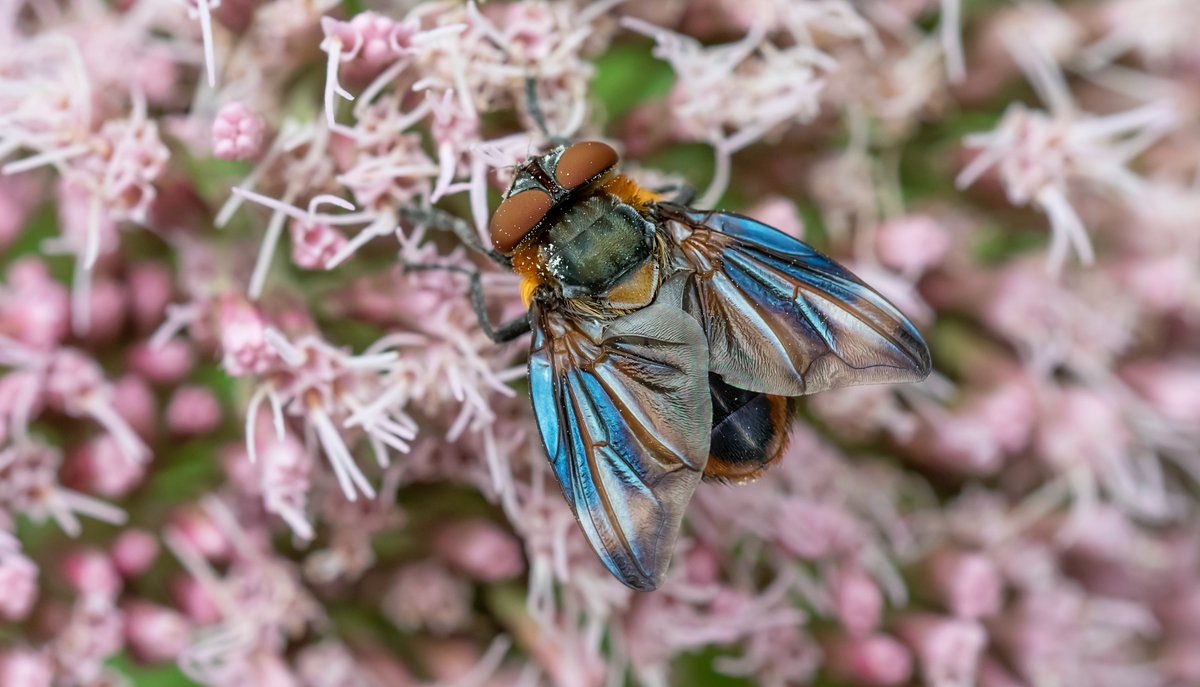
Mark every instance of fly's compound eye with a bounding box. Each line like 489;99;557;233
490;188;554;254
554;141;619;191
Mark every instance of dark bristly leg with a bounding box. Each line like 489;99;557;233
404;263;531;344
524;75;571;147
653;184;697;206
397;206;511;268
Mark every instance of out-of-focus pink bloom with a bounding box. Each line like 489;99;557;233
925;550;1003;619
435;520;525;582
831;565;884;636
129;339;196;385
956;43;1173;274
896;614;987;687
172;575;222;625
0;176;42;251
213;103;266;162
256;429;314;540
774;499;863;560
124;601;191;664
81;279;128;345
1122;361;1200;426
289;219;347;270
62;549;122;600
128;264;173;333
875;215;951;278
823;634;914;687
0;259;70;350
167;507;231;563
111;374;157;440
0;535;38;622
383;561;473;635
166;386;222;436
809;384;919;442
219;297;277;377
111;529;159;578
0;649;53;687
66;435;146;498
44;350;148;463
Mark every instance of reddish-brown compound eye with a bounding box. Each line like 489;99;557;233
489;189;554;254
554;141;619;191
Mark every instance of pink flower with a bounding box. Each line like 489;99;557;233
166;386;222;436
289;219;347;270
435;520;526;582
831;565;884;636
129;339;196;385
383;561;473;635
62;548;122;600
65;435;146;497
824;634;914;687
213;102;266;162
774;500;863;560
219;297;277;377
0;649;53;687
124;601;191;664
874;215;951;278
896;614;987;687
0;259;70;350
0;536;38;621
925;550;1003;619
111;529;159;578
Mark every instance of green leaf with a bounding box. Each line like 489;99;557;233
592;42;676;122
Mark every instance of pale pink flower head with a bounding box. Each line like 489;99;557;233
823;634;914;687
1122;360;1200;426
171;575;221;625
1035;386;1130;473
0;649;53;687
111;374;157;440
383;561;473;635
0;541;38;622
128;339;196;385
65;435;146;498
926;550;1004;619
896;614;987;687
774;499;863;560
127;263;173;333
81;278;129;345
290;219;347;270
166;386;222;436
831;564;884;636
435;520;525;582
219;297;277;377
111;529;160;578
124;601;190;664
212;102;266;162
874;215;951;278
62;549;122;600
0;259;70;350
167;507;231;563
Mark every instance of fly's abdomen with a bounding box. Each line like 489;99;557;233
704;373;791;483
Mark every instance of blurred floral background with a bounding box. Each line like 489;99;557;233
2;0;1199;685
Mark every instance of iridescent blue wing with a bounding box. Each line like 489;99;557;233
660;205;931;397
528;299;711;591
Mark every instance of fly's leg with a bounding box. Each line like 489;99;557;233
398;206;511;268
524;76;571;147
404;263;531;344
653;184;697;206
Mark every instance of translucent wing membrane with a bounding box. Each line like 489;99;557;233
528;301;711;591
662;205;931;397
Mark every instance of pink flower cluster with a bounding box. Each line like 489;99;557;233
2;0;1200;686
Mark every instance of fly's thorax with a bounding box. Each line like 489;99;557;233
540;192;657;299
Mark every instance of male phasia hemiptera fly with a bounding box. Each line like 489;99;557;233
431;140;930;591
